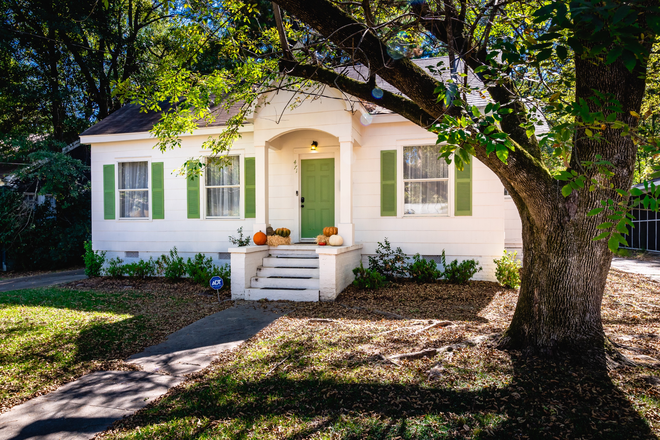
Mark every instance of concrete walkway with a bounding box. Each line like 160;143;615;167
0;269;88;292
0;302;285;440
611;257;660;283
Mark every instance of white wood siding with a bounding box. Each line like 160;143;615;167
89;88;507;281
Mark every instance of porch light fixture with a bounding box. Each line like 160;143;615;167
310;141;318;152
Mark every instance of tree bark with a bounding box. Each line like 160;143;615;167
500;46;649;359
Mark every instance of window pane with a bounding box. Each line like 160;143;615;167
403;146;448;179
120;190;149;218
206;156;239;186
207;187;240;217
119;162;148;189
404;181;448;215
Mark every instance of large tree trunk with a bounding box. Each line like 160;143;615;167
499;47;649;359
499;196;613;359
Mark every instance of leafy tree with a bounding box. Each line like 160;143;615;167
0;151;90;269
0;0;173;145
126;0;660;364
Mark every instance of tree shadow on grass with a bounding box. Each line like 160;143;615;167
113;352;656;440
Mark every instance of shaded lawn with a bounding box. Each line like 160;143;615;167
99;272;660;440
0;282;231;413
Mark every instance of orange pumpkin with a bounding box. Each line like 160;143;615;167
253;231;267;245
323;226;338;237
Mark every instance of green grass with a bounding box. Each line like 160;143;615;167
98;313;659;440
0;286;227;411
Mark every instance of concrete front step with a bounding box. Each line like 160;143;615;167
256;266;320;278
262;257;319;268
251;276;319;289
269;249;319;258
245;288;320;302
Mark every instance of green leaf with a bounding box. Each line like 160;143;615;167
629;187;643;196
608;236;619;252
597;222;613;229
537;48;553;62
616;222;628;234
606;46;623;65
495;146;509;163
556;46;568;61
593;231;609;241
620;51;637;72
587;207;604;216
561;184;573;197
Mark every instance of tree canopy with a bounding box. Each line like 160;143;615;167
125;0;660;362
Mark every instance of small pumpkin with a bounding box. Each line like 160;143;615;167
253;231;267;245
328;234;343;246
323;226;338;237
319;242;327;246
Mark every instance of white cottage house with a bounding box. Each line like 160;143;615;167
80;58;523;301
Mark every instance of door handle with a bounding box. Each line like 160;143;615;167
301;205;305;208
301;197;305;202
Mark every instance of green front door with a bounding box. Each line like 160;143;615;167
301;158;335;239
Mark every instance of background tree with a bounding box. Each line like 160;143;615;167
0;0;173;269
129;0;660;364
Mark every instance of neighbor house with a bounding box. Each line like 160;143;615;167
80;57;523;301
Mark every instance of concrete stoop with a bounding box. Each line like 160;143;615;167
245;247;320;301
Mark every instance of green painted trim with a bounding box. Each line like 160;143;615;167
244;157;255;218
103;164;115;220
151;162;164;219
455;160;472;216
187;167;200;219
380;150;397;216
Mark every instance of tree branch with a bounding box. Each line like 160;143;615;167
279;60;437;126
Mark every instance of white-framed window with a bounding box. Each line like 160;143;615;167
118;161;149;218
205;155;240;218
403;145;449;215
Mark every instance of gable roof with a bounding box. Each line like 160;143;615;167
81;57;488;137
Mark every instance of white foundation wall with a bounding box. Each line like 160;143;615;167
90;133;256;264
352;120;505;281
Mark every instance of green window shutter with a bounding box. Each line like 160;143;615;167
151;162;164;219
380;150;397;216
103;164;115;220
244;157;256;218
455;160;472;216
187;169;200;219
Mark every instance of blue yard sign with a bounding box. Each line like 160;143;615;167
210;276;224;290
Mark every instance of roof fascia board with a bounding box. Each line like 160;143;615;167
80;124;254;144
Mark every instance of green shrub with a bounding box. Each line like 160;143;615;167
105;257;125;277
157;247;187;280
407;253;441;283
123;258;157;279
352;262;387;289
368;238;408;280
216;263;231;291
440;250;482;284
494;250;521;289
186;253;221;286
228;227;251;247
83;241;106;277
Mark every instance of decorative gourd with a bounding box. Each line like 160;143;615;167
315;234;328;245
328;235;343;246
253;231;267;245
274;228;291;238
323;226;338;237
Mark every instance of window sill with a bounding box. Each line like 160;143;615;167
403;214;450;218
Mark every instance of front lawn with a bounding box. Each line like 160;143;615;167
99;271;660;440
0;279;231;413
